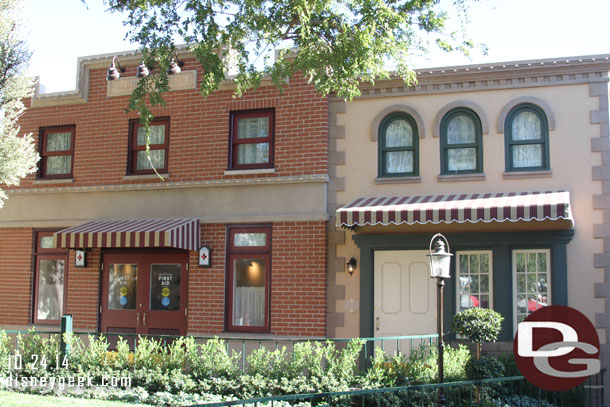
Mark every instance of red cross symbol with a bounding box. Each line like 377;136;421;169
77;254;83;261
200;253;208;261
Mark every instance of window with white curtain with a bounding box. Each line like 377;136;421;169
39;126;75;179
128;118;170;174
227;226;271;332
505;104;549;171
378;113;418;177
230;110;274;170
440;109;483;174
33;231;68;324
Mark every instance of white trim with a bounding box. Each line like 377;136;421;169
224;168;276;176
455;250;494;313
512;248;551;334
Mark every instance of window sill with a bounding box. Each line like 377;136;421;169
33;178;74;185
224;168;275;176
503;170;552;179
375;176;421;184
123;173;170;181
437;173;485;182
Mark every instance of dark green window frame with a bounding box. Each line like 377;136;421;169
352;230;572;342
378;113;419;177
440;108;483;174
505;104;550;171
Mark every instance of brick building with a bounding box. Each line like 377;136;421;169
0;49;329;337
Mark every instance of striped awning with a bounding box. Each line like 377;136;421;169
336;191;573;228
54;218;200;251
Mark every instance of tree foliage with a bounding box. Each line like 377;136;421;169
0;0;38;207
103;0;482;124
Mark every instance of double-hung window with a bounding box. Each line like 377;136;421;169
513;249;550;327
456;251;493;312
229;110;274;170
39;126;75;179
33;231;68;324
128;118;170;174
226;226;271;332
505;104;549;171
440;109;483;174
378;113;418;177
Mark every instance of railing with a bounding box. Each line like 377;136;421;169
188;373;605;407
2;329;439;372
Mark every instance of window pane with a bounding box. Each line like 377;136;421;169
512;144;542;168
46;132;71;152
137;125;165;146
136;150;165;170
40;236;55;249
150;264;181;311
37;259;64;320
233;259;266;327
234;233;266;247
385;151;413;174
46;156;71;175
512;111;541;141
447;115;475;144
457;252;492;312
108;264;138;310
238;117;269;139
385;119;413;147
237;143;269;164
514;250;550;326
447;148;476;171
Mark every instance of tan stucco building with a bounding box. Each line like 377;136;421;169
327;55;610;391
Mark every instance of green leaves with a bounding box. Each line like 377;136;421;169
452;307;504;343
103;0;478;108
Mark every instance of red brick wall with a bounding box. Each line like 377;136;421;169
187;221;327;337
1;222;327;336
17;59;328;189
0;229;33;326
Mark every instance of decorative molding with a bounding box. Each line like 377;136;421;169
32;178;74;185
369;104;426;141
496;97;557;133
107;70;197;97
432;100;490;138
8;174;329;196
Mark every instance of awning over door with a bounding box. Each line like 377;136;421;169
336;191;573;228
54;218;200;251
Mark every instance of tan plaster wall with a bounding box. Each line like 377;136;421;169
334;83;604;339
0;181;328;227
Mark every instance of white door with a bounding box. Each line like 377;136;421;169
374;250;437;354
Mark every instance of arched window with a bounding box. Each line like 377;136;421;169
505;104;549;171
378;113;418;177
440;108;483;174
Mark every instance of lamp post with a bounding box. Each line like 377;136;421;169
428;233;453;407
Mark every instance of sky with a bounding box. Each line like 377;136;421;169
23;0;610;94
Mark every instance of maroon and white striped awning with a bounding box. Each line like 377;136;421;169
54;218;200;251
336;191;573;228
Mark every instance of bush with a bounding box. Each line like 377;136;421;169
452;307;503;344
465;356;505;380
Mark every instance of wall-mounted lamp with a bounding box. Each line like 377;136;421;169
106;56;126;81
167;54;184;75
136;61;151;78
346;257;357;276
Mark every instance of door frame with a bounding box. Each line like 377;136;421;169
98;248;190;334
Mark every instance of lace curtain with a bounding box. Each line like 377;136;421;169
233;287;265;326
384;119;414;173
511;111;542;168
45;132;71;175
446;115;476;171
37;259;64;320
136;125;166;170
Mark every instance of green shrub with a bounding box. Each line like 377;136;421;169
465;356;505;380
452;307;503;344
16;329;60;376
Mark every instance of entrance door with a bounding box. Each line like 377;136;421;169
374;250;436;354
100;252;189;337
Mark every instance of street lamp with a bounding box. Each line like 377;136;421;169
428;233;453;407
